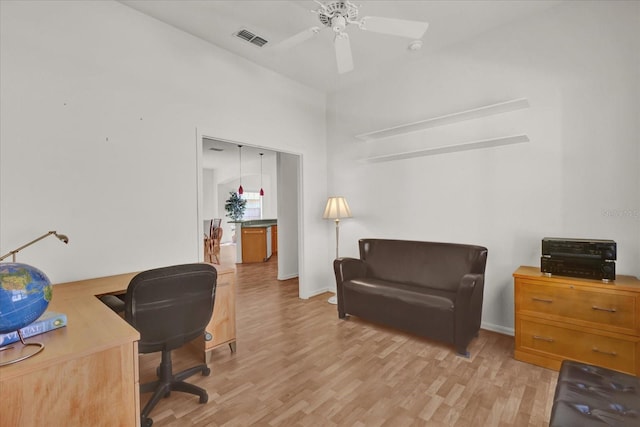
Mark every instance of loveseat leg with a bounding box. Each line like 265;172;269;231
456;347;470;358
338;311;347;319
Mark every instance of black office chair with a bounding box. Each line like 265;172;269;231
125;263;217;427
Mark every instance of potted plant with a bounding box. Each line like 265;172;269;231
225;191;246;221
225;192;246;243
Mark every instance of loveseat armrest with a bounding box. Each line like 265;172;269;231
457;273;484;294
334;257;367;283
333;257;367;318
454;273;485;355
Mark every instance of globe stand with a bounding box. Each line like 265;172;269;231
0;330;45;367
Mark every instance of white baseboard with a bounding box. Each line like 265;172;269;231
304;287;332;299
277;272;299;281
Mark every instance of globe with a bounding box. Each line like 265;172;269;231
0;263;52;335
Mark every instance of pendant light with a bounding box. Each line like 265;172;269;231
237;145;243;195
259;153;264;196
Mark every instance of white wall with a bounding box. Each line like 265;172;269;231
277;152;301;280
327;1;640;334
202;169;217;221
0;0;331;298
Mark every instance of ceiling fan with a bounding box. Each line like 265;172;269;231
273;0;429;74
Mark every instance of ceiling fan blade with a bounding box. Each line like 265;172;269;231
273;27;321;52
334;32;354;74
360;16;429;39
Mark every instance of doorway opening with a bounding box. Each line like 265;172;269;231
195;133;302;292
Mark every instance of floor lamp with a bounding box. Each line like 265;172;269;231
323;196;352;305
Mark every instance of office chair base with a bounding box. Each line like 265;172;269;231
141;350;210;425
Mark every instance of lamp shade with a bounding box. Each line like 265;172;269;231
323;197;352;219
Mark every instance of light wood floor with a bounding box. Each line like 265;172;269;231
139;252;558;426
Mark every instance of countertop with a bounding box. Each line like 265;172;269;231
234;219;277;228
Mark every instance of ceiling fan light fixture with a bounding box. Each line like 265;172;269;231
317;1;359;27
408;40;423;51
332;14;347;33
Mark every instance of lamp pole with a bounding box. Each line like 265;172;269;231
334;218;340;259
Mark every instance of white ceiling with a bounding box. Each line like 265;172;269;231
119;0;562;94
120;0;562;169
201;136;278;171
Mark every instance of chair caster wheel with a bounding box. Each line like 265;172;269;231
199;393;208;404
203;367;211;376
141;416;153;426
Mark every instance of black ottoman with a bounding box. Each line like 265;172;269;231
550;360;640;426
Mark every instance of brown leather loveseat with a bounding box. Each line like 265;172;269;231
333;239;488;356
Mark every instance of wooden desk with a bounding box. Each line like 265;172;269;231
194;265;236;363
0;272;140;427
0;263;235;427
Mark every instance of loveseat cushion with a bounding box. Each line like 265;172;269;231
342;278;456;343
343;278;456;311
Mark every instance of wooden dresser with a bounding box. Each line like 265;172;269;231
514;266;640;375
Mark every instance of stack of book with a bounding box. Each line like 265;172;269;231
0;311;67;347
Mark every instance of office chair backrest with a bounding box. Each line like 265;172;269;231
125;263;217;354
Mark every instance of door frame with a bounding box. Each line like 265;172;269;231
194;128;305;297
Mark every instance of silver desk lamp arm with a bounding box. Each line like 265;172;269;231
0;231;69;262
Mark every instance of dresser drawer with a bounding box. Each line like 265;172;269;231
517;280;637;333
518;317;637;374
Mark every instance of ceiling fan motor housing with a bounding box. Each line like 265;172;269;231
274;0;429;74
317;1;359;31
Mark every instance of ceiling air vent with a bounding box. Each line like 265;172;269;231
235;29;268;47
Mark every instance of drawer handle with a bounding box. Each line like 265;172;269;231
592;347;617;357
532;335;554;342
592;306;617;313
532;297;553;303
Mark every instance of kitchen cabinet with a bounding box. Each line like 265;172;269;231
241;226;272;263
